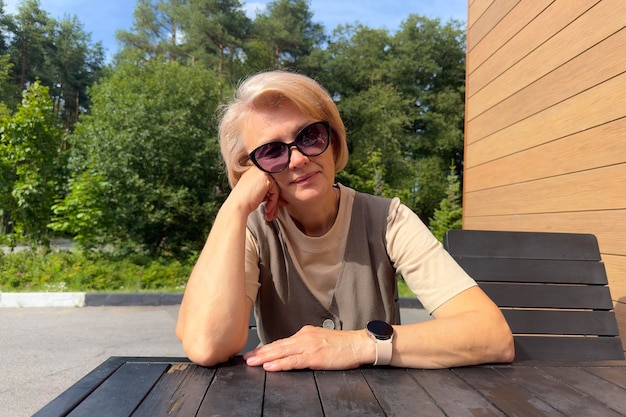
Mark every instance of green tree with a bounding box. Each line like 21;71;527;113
2;1;104;127
389;15;466;220
116;0;187;63
429;161;463;242
308;24;392;95
304;16;466;221
0;0;7;52
0;54;13;105
176;0;250;77
6;0;53;92
0;81;64;246
51;60;225;256
336;83;414;200
251;0;325;69
47;15;105;129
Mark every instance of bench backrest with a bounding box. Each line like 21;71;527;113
444;229;624;361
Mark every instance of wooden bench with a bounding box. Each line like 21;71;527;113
444;229;624;361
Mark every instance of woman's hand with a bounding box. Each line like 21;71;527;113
230;168;286;221
243;326;375;371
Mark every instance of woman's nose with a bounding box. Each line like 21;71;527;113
289;146;309;168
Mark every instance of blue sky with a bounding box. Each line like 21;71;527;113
4;0;467;61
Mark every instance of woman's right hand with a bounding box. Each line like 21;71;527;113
229;168;286;222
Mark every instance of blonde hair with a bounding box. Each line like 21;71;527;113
218;71;349;187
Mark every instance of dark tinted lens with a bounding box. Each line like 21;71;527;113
249;121;330;173
253;143;289;173
296;122;329;156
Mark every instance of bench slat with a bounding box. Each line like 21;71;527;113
445;230;601;260
444;230;624;361
479;282;615;310
514;337;626;361
502;310;620;336
453;257;608;285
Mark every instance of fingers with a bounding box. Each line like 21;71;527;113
245;345;308;371
243;327;363;372
263;182;282;221
231;168;283;218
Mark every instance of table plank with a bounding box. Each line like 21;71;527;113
454;367;563;417
33;357;126;417
585;366;626;389
361;368;445;417
131;363;215;417
497;366;623;417
66;362;169;417
196;357;265;416
409;368;506;416
263;370;323;416
541;366;626;416
316;369;383;416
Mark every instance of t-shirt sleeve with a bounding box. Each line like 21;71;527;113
244;227;262;303
385;198;476;314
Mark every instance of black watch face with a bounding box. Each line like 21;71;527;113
367;320;393;340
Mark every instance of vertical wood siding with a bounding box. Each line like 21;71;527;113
463;0;626;345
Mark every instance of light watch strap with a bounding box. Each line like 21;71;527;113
373;336;393;366
367;320;394;366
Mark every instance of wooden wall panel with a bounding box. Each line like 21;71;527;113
467;0;519;52
463;164;626;216
467;0;495;39
605;255;626;345
467;28;626;142
605;256;626;300
466;72;626;166
467;0;554;74
464;0;626;350
462;210;626;256
467;0;601;101
464;117;626;192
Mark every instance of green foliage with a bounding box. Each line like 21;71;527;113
252;0;325;69
0;249;194;292
0;54;14;105
1;1;468;280
0;81;64;246
309;17;466;220
176;0;251;76
52;59;225;256
48;170;111;248
429;161;463;242
2;0;104;126
396;276;412;298
335;83;414;199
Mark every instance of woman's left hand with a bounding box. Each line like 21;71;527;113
243;325;375;371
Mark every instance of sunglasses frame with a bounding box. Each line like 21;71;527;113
248;121;331;174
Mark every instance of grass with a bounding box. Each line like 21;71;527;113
396;277;413;298
0;250;194;292
1;249;416;296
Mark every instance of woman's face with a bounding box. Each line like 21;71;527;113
242;100;336;207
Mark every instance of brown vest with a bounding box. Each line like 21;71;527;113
247;191;398;344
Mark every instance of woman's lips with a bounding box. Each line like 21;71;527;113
292;172;317;184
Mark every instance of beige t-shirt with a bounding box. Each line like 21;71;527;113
244;184;475;314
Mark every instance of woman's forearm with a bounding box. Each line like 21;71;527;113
176;198;252;365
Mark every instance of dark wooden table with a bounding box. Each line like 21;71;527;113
34;356;626;417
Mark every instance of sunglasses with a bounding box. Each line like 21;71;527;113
249;121;331;174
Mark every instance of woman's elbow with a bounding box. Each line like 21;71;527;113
183;339;237;367
180;330;248;367
493;321;515;363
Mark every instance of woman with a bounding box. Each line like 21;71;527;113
176;71;514;371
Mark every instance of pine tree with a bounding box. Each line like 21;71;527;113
429;161;463;242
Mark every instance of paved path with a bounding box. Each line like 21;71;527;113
1;305;428;417
1;306;184;417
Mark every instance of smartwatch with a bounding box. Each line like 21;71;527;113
367;320;394;366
